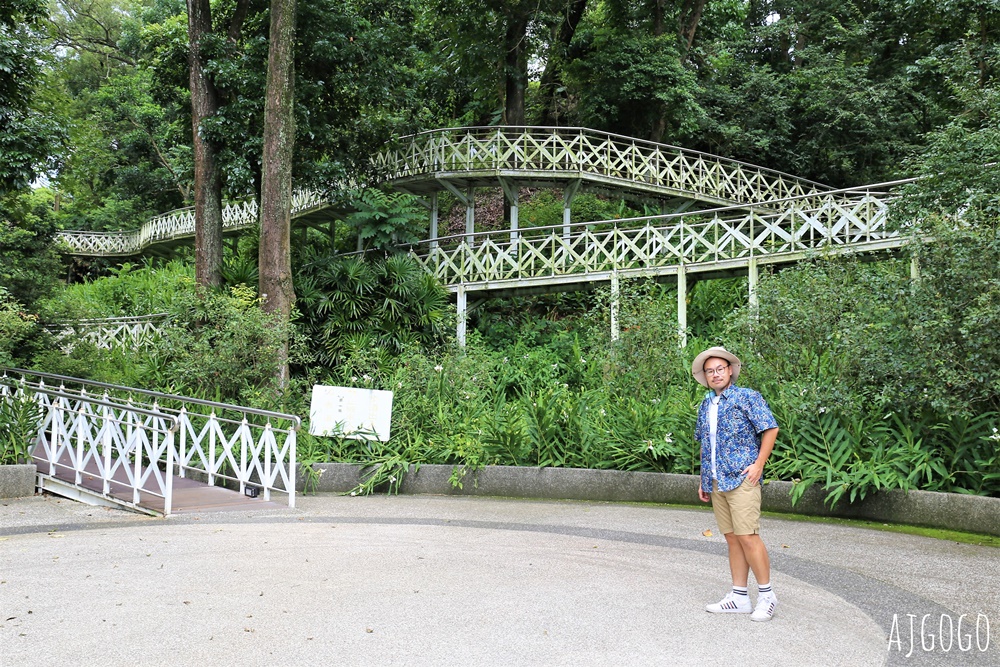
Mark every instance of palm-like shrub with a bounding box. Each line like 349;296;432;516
296;252;448;374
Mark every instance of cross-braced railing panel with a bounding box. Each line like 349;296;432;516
2;380;178;514
377;126;833;206
1;369;299;513
56;190;329;257
46;313;171;353
403;191;898;289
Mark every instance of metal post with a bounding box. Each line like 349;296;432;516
163;430;174;516
611;272;620;341
178;407;187;478
677;264;688;348
457;286;467;348
287;428;297;509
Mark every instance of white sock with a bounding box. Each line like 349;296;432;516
758;583;774;597
733;585;749;598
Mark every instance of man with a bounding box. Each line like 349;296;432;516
692;346;779;622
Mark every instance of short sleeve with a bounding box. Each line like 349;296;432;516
744;390;778;434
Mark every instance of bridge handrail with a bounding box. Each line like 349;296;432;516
44;313;171;326
10;383;180;425
382;178;911;250
2;368;301;430
389;125;835;191
56;190;329;257
3;381;179;513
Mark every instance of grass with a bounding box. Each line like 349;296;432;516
759;511;1000;548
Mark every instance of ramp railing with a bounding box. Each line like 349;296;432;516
1;381;178;514
1;369;299;514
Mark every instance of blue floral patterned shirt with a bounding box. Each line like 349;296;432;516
695;385;778;493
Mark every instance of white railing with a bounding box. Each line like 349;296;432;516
46;313;171;352
1;381;178;515
376;126;834;206
400;186;902;290
57;190;330;256
1;369;299;515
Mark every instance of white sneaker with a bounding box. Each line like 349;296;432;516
751;594;778;622
705;591;752;614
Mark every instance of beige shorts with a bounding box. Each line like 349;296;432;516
711;479;761;535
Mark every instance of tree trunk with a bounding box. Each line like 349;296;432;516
537;0;587;126
503;8;530;126
187;0;224;289
259;0;297;388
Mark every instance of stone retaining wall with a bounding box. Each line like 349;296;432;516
303;463;1000;537
0;464;37;499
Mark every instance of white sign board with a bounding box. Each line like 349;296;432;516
309;385;393;442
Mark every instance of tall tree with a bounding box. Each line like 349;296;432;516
259;0;297;386
186;0;250;289
537;0;588;125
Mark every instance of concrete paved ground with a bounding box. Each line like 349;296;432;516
1;493;998;667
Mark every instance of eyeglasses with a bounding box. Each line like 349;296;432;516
704;363;730;376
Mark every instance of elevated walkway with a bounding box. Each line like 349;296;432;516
1;369;299;516
55;126;835;258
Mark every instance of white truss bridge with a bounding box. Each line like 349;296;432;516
1;369;299;516
56;126;834;258
52;126;914;344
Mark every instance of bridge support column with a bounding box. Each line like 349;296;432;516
563;179;581;242
465;187;475;248
610;272;620;341
748;257;759;316
910;253;920;284
430;192;439;249
677;264;687;348
457;286;467;348
499;178;519;244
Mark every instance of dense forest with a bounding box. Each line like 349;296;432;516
2;0;1000;503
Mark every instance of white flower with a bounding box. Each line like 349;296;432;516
362;374;371;382
819;406;826;414
434;365;443;372
599;409;606;416
350;491;357;497
579;357;586;364
551;363;558;369
389;476;396;483
503;357;508;363
664;433;673;444
397;381;403;388
351;376;357;382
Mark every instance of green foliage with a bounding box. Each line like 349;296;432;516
0;287;41;368
0;392;42;465
0;189;63;308
138;282;291;404
38;259;194;320
346;188;426;249
0;0;62;194
296;253;448;372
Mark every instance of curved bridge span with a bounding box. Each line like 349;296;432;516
57;126;833;258
375;126;832;207
54;127;913;345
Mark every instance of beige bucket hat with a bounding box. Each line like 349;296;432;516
691;346;742;387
